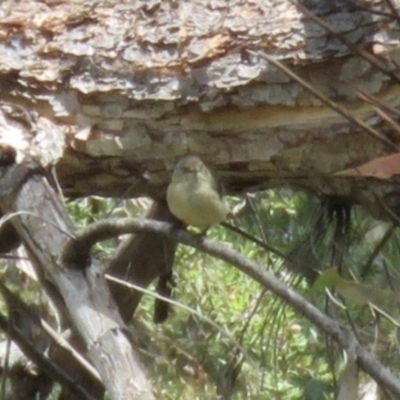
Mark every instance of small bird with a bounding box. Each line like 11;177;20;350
166;155;229;230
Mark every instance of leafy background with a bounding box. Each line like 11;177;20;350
2;189;399;399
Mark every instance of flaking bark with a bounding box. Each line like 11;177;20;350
0;0;399;216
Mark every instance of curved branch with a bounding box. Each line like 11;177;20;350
68;217;400;396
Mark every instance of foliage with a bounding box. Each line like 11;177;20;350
126;191;338;399
131;189;400;399
2;189;400;399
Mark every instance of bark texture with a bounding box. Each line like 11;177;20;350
0;162;155;400
0;0;399;213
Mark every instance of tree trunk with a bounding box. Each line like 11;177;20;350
0;161;155;399
0;0;399;211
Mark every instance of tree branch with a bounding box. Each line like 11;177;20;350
107;200;177;323
68;216;400;396
0;164;155;400
0;279;103;399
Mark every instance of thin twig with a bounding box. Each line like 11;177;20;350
293;1;400;85
247;49;398;151
67;217;400;396
0;311;96;400
105;275;249;358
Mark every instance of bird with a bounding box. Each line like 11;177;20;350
166;155;229;230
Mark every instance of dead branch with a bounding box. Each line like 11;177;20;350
0;162;155;400
68;216;400;396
